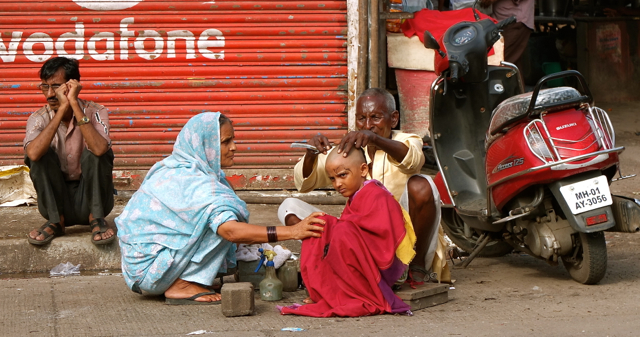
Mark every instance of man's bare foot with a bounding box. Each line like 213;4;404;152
92;225;116;242
164;279;221;302
89;216;116;243
303;296;314;304
28;221;65;242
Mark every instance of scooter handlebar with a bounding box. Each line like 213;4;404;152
450;62;460;83
495;16;516;30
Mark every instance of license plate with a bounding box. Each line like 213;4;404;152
559;175;612;215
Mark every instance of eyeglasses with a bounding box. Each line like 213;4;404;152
37;84;62;92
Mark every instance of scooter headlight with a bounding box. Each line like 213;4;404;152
525;123;554;162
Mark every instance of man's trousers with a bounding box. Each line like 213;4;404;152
25;148;114;225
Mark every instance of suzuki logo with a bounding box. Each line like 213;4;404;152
556;123;577;131
73;0;143;11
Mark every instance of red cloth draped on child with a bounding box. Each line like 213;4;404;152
280;180;413;317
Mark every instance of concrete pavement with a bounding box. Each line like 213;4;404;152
2;233;640;337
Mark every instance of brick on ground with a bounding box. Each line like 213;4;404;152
221;282;255;317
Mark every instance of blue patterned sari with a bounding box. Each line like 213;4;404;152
115;112;249;294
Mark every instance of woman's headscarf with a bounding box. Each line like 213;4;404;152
116;112;249;249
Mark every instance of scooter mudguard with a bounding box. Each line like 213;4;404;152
548;171;616;233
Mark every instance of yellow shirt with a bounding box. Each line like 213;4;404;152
294;131;425;201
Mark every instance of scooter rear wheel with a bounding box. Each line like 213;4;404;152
441;209;513;257
561;232;607;284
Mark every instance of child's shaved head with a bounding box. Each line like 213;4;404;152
325;147;368;198
326;146;366;168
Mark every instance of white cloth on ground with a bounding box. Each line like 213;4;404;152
236;243;292;269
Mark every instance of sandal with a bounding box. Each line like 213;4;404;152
90;218;117;246
165;292;221;305
406;264;434;289
27;221;65;246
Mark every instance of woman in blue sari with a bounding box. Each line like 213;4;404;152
115;112;325;304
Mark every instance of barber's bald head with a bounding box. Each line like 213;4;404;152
355;88;399;138
358;88;396;113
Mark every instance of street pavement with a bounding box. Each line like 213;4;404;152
2;102;640;336
2;232;639;337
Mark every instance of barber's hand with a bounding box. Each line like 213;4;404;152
337;130;377;156
308;134;333;155
288;212;326;240
54;83;69;105
65;80;82;102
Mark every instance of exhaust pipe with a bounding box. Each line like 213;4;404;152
607;196;640;233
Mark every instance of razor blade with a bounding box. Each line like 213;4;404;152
290;143;320;154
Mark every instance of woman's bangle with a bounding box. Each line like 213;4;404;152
266;226;278;243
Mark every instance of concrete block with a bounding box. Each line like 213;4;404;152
395;283;449;311
221;282;255;317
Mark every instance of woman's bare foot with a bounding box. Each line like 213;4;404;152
164;279;221;302
303;296;314;304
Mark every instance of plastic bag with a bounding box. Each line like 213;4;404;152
50;262;81;277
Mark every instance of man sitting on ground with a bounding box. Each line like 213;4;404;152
25;57;116;246
280;147;415;317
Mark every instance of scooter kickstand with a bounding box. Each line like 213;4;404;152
458;233;491;268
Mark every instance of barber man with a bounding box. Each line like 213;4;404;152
280;88;448;283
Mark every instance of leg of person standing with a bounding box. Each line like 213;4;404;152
501;22;532;73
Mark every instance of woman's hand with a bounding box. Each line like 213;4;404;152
218;212;326;244
287;212;326;240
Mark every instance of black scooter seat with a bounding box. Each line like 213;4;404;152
487;86;586;138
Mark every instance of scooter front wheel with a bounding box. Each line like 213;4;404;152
441;209;513;257
561;232;607;285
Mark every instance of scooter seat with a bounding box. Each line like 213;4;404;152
487;86;585;137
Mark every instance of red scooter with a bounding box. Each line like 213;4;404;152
423;16;639;284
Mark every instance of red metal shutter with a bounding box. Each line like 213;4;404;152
0;0;348;189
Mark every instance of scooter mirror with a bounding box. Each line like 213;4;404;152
472;0;481;21
423;31;440;50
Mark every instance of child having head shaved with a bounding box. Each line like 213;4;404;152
324;147;368;198
280;146;417;317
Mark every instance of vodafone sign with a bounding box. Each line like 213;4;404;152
0;1;224;63
73;0;143;11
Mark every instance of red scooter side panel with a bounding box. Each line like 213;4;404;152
486;123;541;185
434;172;453;206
